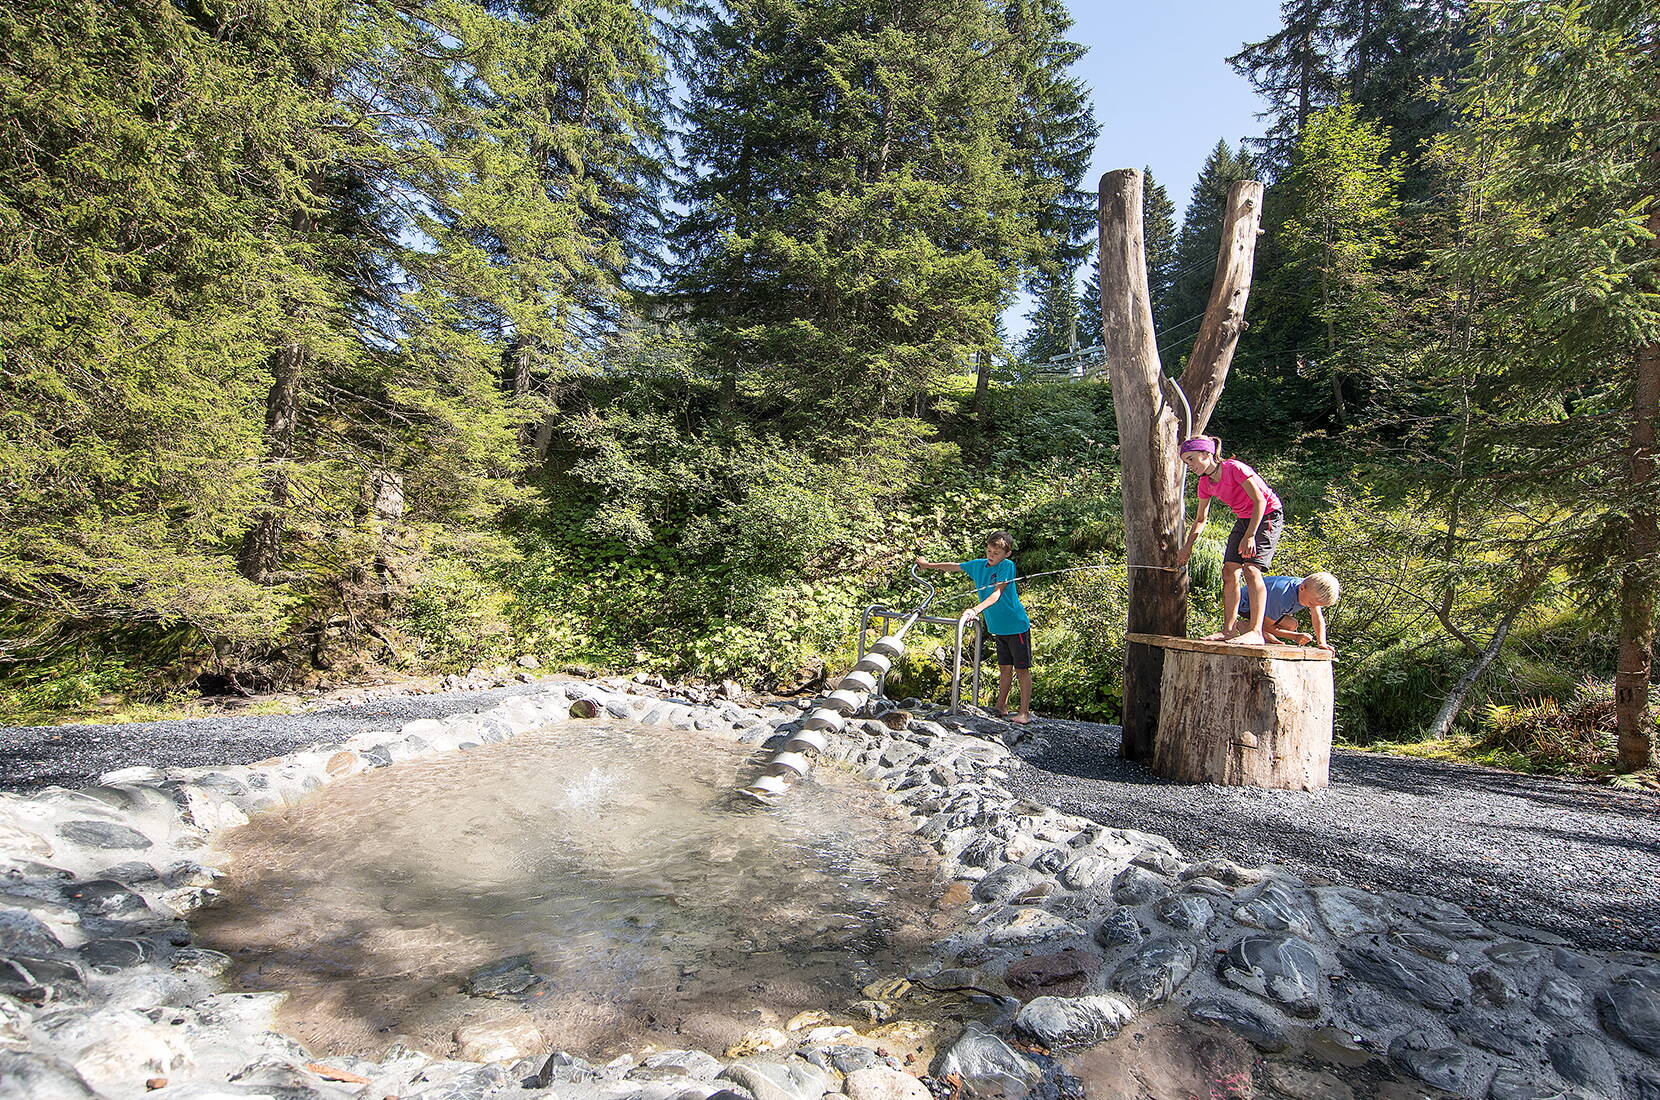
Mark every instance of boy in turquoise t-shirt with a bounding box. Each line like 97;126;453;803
915;531;1034;724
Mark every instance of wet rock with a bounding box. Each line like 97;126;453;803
1107;937;1196;1008
1388;929;1458;964
1387;1029;1470;1093
1218;935;1324;1017
1093;910;1143;951
170;947;232;977
1153;894;1213;933
984;908;1084;947
60;879;148;917
1129;850;1180;876
719;1058;833;1100
1487;1064;1582;1100
529;1051;597;1086
725;1027;791;1057
631;1050;723;1081
1485;941;1547;968
1310;887;1392;938
1261;1064;1353;1100
1005;949;1101;994
1059;855;1110;890
1338;944;1466;1011
0;1050;100;1099
455;1016;542;1062
1448;1010;1527;1056
1232;880;1314;936
842;1067;932;1100
1537;975;1588;1021
0;956;84;1005
1110;867;1169;906
1012;994;1134;1050
0;907;62;956
94;861;159;885
800;1045;882;1076
1545;1032;1617;1090
77;937;154;974
1179;859;1261;887
1186;997;1290;1053
72;1024;192;1092
1471;966;1522;1007
461;954;542;998
56;820;153;851
935;1022;1041;1100
1598;968;1660;1055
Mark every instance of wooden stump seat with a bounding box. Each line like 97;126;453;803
1127;633;1336;791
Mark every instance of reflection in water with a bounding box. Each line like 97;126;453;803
195;721;948;1059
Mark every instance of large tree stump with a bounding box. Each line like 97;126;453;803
1129;634;1335;791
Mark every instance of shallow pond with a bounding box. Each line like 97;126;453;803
194;721;951;1059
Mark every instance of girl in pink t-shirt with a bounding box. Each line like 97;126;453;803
1174;436;1285;644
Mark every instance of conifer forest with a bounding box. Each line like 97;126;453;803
2;0;1656;778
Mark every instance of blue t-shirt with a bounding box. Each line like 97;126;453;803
960;558;1030;636
1239;575;1304;623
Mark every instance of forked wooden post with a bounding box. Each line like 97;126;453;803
1098;170;1265;761
1130;634;1335;790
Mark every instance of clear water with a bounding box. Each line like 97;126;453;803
194;722;949;1059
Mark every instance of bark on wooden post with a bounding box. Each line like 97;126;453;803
1099;170;1188;759
1180;181;1268;435
1133;634;1335;790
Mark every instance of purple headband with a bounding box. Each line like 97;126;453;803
1179;438;1216;455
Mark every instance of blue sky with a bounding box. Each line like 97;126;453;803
1009;0;1283;341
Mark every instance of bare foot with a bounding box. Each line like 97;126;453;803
1009;713;1032;725
1201;630;1230;641
1231;630;1267;645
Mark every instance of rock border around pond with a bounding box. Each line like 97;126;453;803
0;679;1655;1100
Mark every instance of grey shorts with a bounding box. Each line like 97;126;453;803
1223;509;1282;568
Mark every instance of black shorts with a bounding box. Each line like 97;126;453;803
993;631;1032;670
1223;509;1283;568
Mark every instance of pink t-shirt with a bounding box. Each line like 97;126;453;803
1197;458;1282;519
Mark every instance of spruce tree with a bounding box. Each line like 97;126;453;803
1276;100;1402;422
1020;266;1080;365
675;0;1046;426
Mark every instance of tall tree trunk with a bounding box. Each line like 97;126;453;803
1099;169;1189;759
237;343;304;583
1616;235;1659;769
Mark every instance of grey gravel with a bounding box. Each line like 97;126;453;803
1004;718;1660;953
0;684;548;792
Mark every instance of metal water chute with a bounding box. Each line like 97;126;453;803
736;566;931;804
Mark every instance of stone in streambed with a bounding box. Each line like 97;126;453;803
935;1022;1041;1100
55;821;152;851
0;1050;100;1099
1012;994;1134;1050
455;1015;543;1062
1107;938;1195;1008
59;879;148;917
1387;1029;1471;1094
1185;998;1290;1053
1598;968;1660;1055
1005;949;1101;994
1154;894;1213;932
1094;909;1143;951
1487;1064;1584;1100
1311;886;1392;938
1110;867;1169;906
1338;944;1465;1012
1219;936;1323;1018
1545;1032;1618;1090
718;1058;833;1100
462;954;542;998
842;1067;932;1100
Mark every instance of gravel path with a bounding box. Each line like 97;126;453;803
1006;719;1660;954
0;684;546;793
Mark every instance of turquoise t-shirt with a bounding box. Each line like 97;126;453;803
960;558;1030;636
